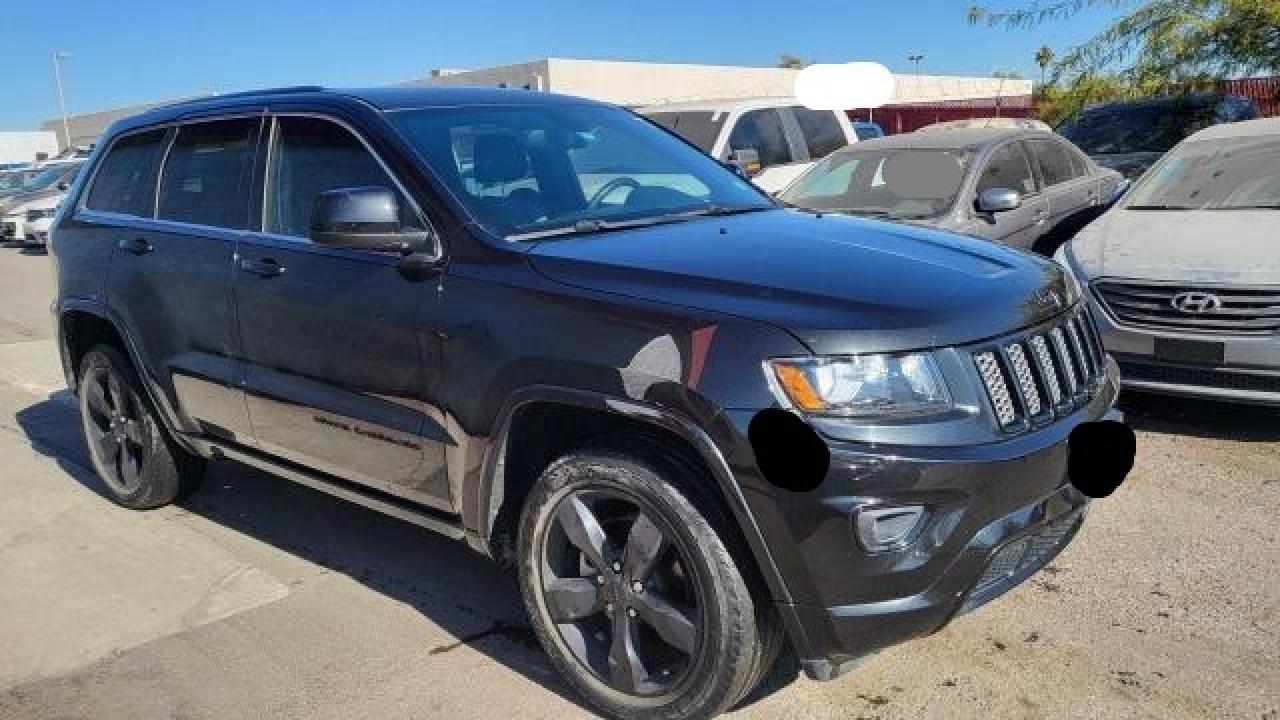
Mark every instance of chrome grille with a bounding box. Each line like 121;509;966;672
1094;280;1280;335
973;306;1107;432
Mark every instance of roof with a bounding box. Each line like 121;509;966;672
634;97;798;114
1185;117;1280;142
834;127;1047;152
116;86;610;131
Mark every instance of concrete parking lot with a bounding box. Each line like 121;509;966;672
0;244;1275;720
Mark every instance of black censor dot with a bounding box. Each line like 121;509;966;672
748;409;829;492
1067;420;1136;498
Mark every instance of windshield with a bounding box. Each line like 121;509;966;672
1125;134;1280;210
779;148;971;220
11;165;77;195
0;171;29;193
1058;102;1214;155
389;104;770;238
641;111;726;153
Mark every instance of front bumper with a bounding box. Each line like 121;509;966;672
721;363;1120;681
1086;293;1280;406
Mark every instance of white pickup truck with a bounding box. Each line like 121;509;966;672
638;98;859;193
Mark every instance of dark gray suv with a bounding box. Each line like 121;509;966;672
50;87;1130;719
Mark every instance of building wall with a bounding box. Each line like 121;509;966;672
39;96;211;150
409;58;1034;108
0;132;58;165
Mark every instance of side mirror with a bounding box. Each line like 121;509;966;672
720;159;749;180
57;182;69;191
310;187;429;253
977;187;1022;213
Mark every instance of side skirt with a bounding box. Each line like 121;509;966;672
191;437;467;541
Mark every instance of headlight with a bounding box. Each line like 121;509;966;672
1053;243;1084;301
767;353;952;418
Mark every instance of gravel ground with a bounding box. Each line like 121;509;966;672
0;246;1275;719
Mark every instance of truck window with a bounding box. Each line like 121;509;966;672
791;107;847;159
728;109;793;168
643;112;725;154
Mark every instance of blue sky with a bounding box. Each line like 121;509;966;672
3;0;1119;130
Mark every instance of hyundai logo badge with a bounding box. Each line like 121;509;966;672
1170;291;1222;314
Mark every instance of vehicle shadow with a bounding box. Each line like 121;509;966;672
13;390;594;714
1119;389;1280;442
13;391;796;714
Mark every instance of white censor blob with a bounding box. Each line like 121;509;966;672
882;152;966;200
794;62;895;110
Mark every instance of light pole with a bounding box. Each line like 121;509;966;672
908;54;925;77
53;51;72;151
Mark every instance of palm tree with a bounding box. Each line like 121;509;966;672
1035;45;1055;90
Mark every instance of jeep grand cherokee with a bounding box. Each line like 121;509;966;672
51;86;1127;720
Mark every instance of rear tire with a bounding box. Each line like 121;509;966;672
77;344;205;509
517;446;774;719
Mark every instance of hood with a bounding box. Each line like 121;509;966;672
1071;208;1280;285
1090;152;1164;180
529;209;1070;355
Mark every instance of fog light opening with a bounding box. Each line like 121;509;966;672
856;505;927;552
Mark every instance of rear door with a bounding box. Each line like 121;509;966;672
970;139;1047;249
233;112;451;509
1026;137;1099;251
105;116;259;442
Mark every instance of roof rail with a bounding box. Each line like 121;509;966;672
172;86;326;106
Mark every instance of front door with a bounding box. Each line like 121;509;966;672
233;113;452;510
972;139;1048;250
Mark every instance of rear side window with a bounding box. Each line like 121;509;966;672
157;118;257;229
265;116;412;239
791;107;847;159
977;142;1037;196
85;129;167;216
728;109;793;168
1029;139;1078;187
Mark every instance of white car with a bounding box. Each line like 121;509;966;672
638;98;859;193
1057;117;1280;406
0;163;81;247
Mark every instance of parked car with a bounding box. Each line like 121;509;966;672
638;98;859;193
917;117;1053;133
1057;117;1280;406
852;120;885;140
0;167;38;194
0;163;82;246
1056;93;1261;180
778;128;1124;255
52;86;1127;720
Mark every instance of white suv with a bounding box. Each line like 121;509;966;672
638;98;858;193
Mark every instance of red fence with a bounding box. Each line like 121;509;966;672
847;96;1035;135
1221;76;1280;116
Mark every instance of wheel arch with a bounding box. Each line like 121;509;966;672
56;300;202;456
469;385;793;606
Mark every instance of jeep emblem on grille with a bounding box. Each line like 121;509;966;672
1031;288;1063;311
1170;291;1222;314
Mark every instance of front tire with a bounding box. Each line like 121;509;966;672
518;446;769;719
78;344;205;509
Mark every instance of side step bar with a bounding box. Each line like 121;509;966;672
205;441;467;540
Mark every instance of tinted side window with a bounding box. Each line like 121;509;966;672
728;109;792;167
1029;139;1078;187
266;116;413;239
977;142;1037;196
85;129;167;216
791;107;846;159
157;119;256;229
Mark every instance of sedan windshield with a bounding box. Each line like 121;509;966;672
3;165;76;196
387;104;770;238
1125;135;1280;211
779;148;970;220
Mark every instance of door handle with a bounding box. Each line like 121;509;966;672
239;257;286;278
117;237;153;255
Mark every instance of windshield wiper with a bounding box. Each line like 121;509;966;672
1206;204;1280;210
509;205;772;242
1126;204;1195;210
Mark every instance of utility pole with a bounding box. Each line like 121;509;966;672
53;51;72;150
908;54;925;77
